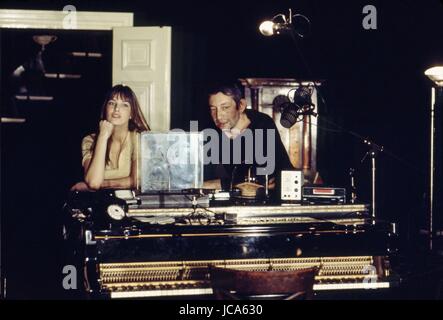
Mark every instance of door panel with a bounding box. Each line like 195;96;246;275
113;26;171;132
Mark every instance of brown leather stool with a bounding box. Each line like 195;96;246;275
209;266;317;300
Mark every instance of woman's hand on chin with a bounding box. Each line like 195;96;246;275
98;120;114;139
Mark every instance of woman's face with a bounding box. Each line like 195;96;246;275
105;94;132;127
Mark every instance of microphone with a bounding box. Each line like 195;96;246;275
275;86;317;128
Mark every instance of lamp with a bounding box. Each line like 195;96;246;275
425;66;443;86
11;35;57;96
259;9;311;38
424;65;443;250
30;35;57;74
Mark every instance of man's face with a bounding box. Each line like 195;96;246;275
209;92;243;130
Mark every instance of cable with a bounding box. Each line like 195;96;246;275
289;28;329;113
183;194;221;225
310;116;425;175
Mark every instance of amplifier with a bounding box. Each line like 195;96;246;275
281;170;304;201
302;187;346;205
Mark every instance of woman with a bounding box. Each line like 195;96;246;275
71;84;150;191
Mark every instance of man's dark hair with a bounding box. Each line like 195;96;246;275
207;81;245;108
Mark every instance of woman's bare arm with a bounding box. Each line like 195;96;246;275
84;121;113;190
100;158;137;189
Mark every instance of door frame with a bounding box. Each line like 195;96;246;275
0;9;133;30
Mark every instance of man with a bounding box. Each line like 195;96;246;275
203;82;293;192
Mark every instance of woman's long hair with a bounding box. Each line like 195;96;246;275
93;84;150;166
100;84;150;132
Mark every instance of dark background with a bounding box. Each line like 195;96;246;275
1;0;443;298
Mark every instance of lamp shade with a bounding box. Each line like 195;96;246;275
425;66;443;86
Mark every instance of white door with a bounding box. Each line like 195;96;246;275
113;26;171;132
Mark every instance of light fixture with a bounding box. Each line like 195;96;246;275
424;65;443;250
10;34;58;97
259;9;311;38
259;13;291;37
258;20;277;36
33;35;57;51
425;66;443;87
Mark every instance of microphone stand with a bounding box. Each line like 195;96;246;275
312;112;385;222
313;113;423;225
349;168;357;204
360;138;384;223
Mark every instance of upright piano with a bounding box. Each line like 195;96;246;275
63;191;399;299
